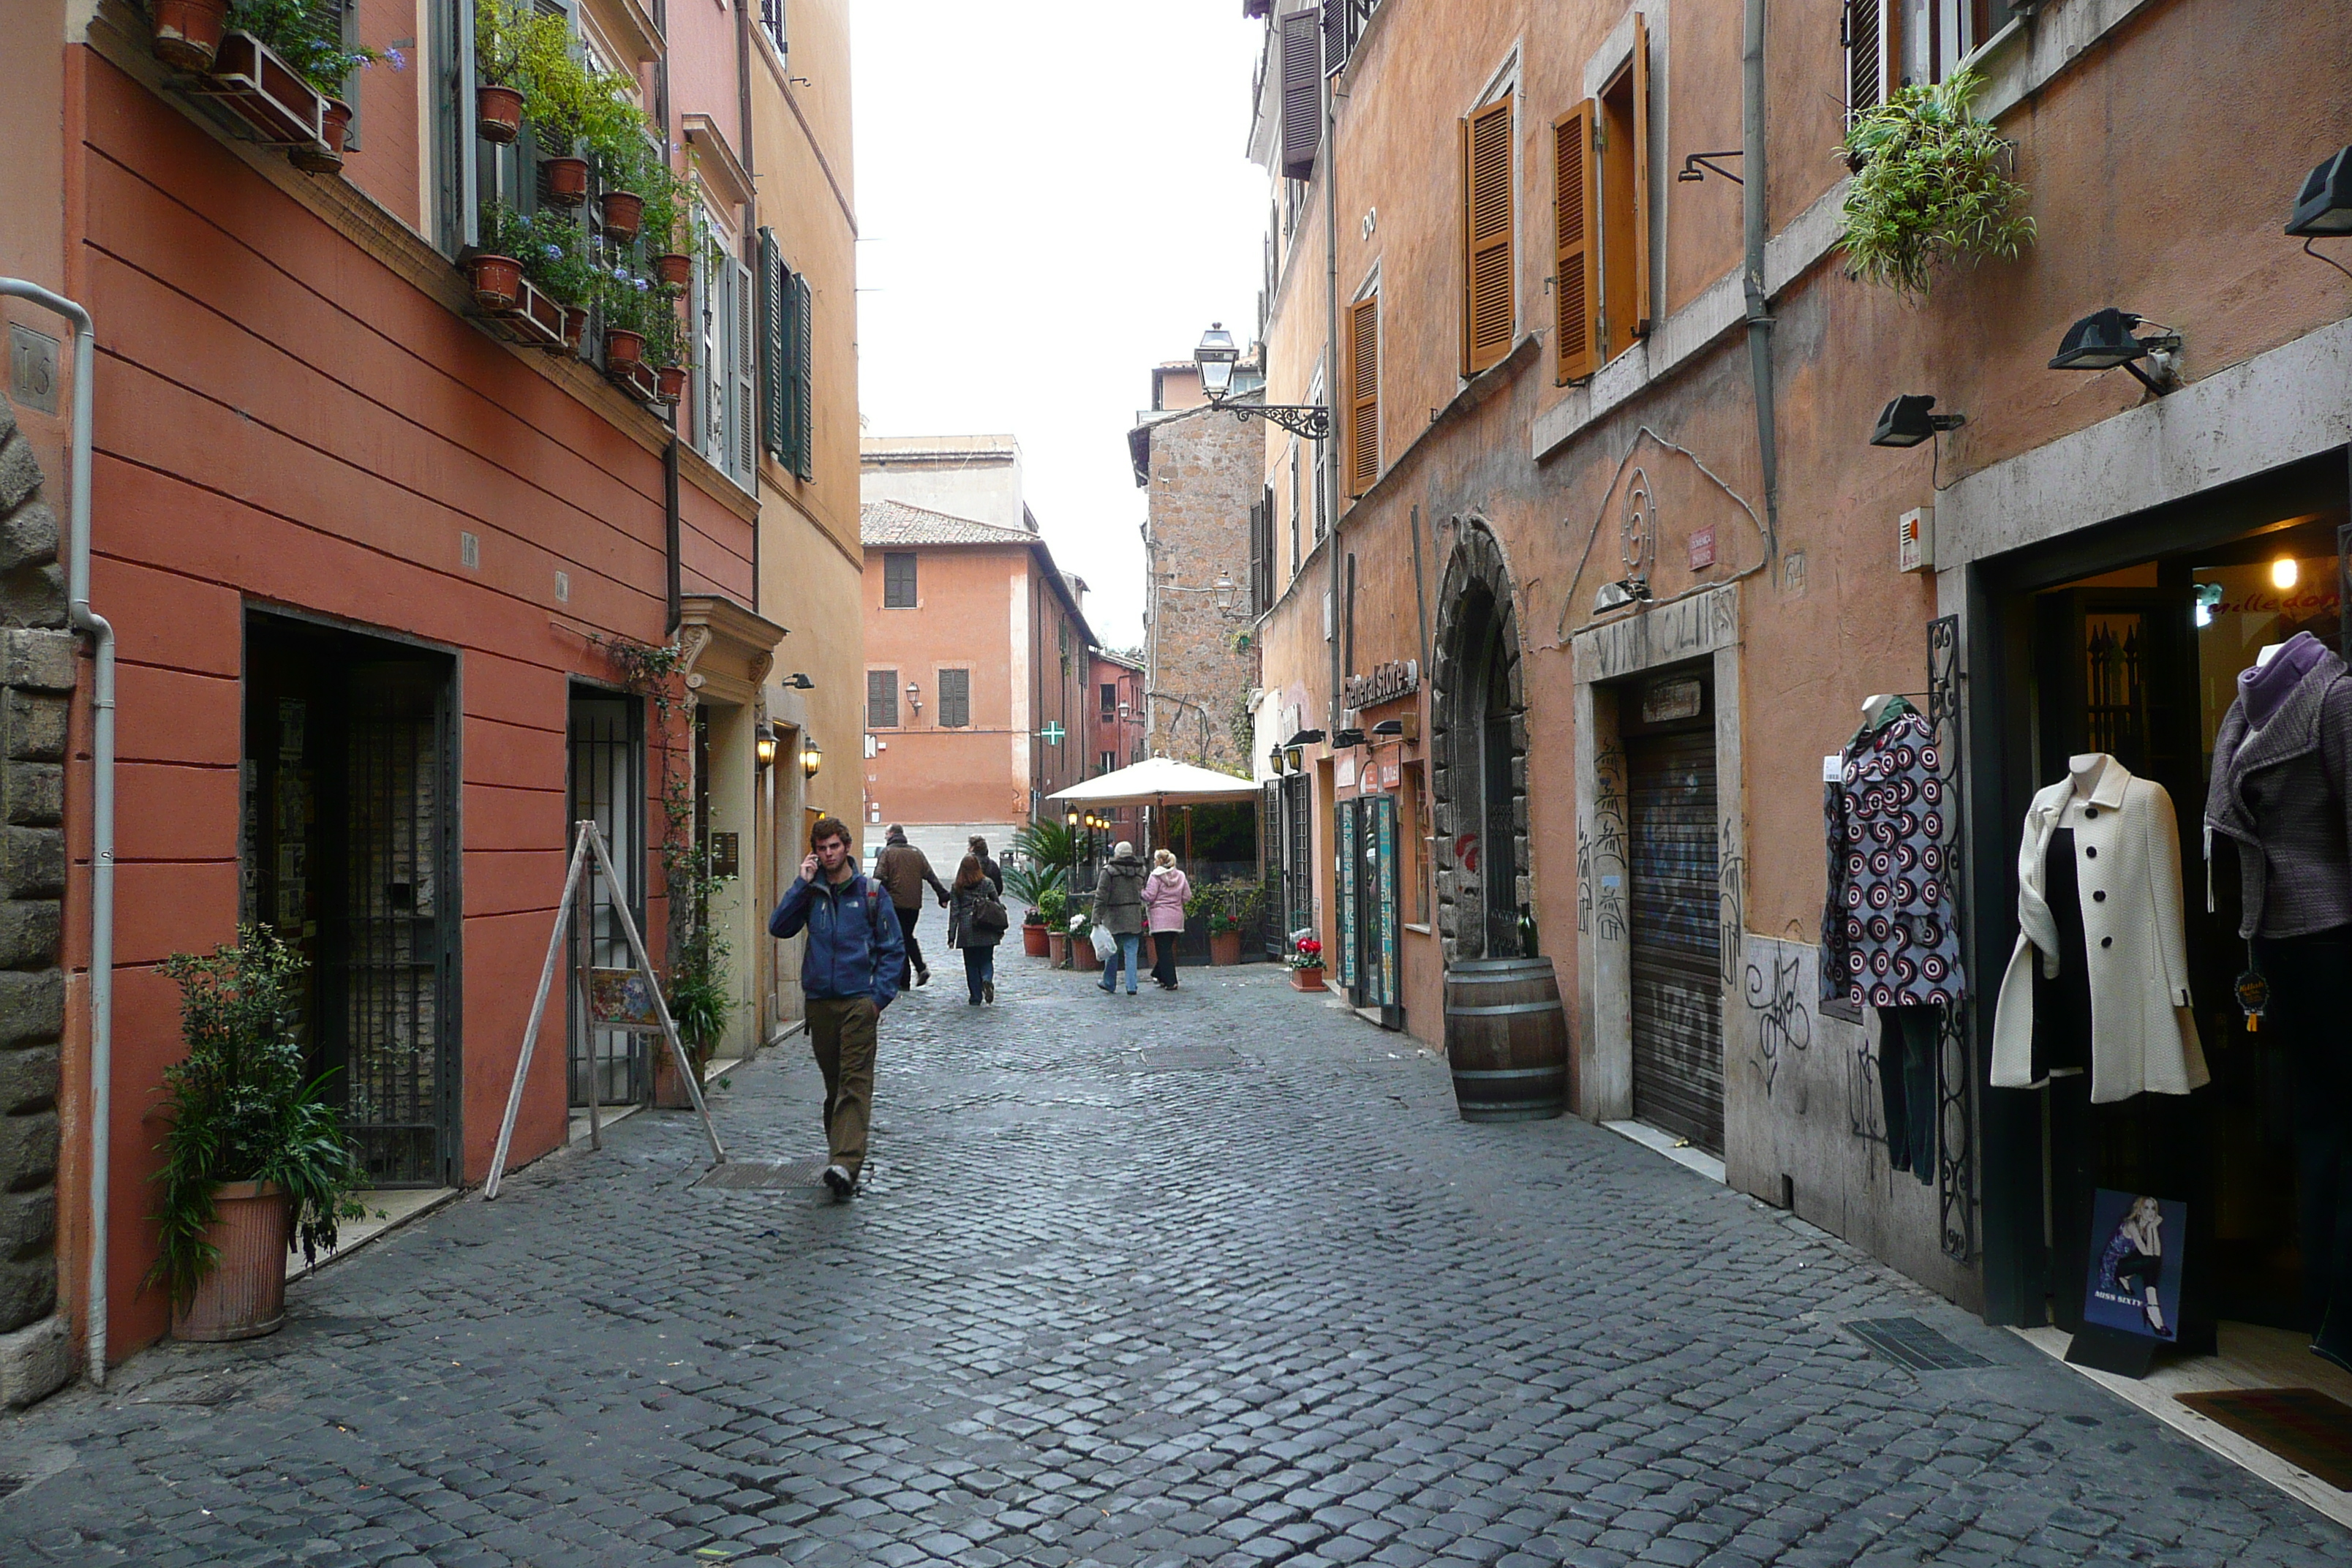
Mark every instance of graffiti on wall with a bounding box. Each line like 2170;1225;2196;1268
1581;742;1628;941
1743;938;1813;1096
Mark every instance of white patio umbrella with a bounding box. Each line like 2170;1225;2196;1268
1047;755;1261;810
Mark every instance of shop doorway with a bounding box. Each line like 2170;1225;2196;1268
1623;666;1722;1155
243;613;459;1188
567;688;647;1109
1337;793;1401;1023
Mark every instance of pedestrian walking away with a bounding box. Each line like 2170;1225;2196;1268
948;853;1010;1004
1143;847;1191;990
873;823;950;988
968;834;1004;897
769;815;903;1198
1093;840;1148;995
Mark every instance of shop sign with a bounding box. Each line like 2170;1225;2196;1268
1343;658;1419;709
1381;760;1400;789
1640;676;1704;725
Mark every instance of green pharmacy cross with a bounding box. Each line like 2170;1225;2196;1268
1039;721;1066;745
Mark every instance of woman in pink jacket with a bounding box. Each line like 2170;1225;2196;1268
1142;849;1192;992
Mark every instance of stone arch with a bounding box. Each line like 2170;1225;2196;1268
1428;517;1528;963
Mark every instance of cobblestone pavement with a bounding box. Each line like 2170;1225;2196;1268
5;932;2351;1568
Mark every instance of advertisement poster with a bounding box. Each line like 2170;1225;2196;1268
2082;1188;2185;1343
589;968;665;1032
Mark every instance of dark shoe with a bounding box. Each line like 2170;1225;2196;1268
915;967;930;987
967;996;981;1005
1097;981;1115;993
983;980;995;1003
822;1164;854;1201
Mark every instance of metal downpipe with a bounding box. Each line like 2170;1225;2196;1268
1742;0;1781;555
1;279;114;1387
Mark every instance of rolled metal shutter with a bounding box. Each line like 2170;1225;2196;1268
1627;727;1722;1153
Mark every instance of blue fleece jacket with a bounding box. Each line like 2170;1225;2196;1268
769;870;905;1006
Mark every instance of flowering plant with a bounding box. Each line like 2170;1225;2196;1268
1287;935;1324;970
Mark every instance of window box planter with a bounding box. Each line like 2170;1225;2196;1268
186;31;326;149
476;83;525;144
655;252;693;288
541;155;589;207
599;190;644;243
471;265;570;353
467;252;524;312
170;1180;288;1342
606;357;661;404
1289;963;1326;992
655;364;686;404
287;99;353;174
150;0;229;70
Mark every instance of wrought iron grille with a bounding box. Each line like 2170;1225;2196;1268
569;693;647;1109
1927;614;1976;1264
1284;774;1314;942
759;0;785;59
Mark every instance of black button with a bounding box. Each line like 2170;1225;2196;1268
2101;937;2113;948
2085;807;2099;819
2093;891;2106;902
2084;846;2097;859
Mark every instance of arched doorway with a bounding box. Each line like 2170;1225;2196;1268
1430;521;1526;961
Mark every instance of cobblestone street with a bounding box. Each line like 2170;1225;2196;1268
4;938;2348;1568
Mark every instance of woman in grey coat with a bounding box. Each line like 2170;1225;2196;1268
947;854;1004;1005
1092;841;1149;995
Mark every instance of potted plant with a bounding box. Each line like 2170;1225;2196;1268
1066;913;1093;972
468;202;527;309
656;915;731;1109
1199;877;1264;966
471;0;563;143
150;0;231;71
225;0;380;173
1038;888;1069;965
1836;65;2034;300
590;124;660;244
148;926;367;1342
1288;932;1327;992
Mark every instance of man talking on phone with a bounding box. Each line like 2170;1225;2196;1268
769;815;903;1199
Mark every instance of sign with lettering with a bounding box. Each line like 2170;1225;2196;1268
1688;527;1716;571
1343;658;1419;710
7;325;58;415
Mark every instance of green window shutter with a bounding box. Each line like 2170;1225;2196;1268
758;229;785;463
791;270;815;480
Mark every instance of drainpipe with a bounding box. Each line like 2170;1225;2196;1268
1741;0;1781;554
1;280;114;1387
665;435;682;636
1322;71;1345;739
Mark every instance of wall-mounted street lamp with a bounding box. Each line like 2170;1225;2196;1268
2049;308;2182;396
1195;323;1331;442
800;734;823;778
904;679;921;715
1869;393;1967;449
1676;150;1744;186
755;733;779;769
1213;573;1240;614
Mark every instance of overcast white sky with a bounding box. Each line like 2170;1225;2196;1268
850;1;1269;652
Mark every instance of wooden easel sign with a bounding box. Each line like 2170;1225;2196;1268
483;819;727;1199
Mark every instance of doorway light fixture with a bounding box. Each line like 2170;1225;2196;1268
755;734;778;769
799;734;822;778
1869;393;1967;449
2048;308;2182;396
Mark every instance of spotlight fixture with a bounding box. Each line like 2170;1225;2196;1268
1371;718;1405;737
2287;147;2352;238
2048;308;2182;396
1333;727;1367;748
1284;728;1327;748
1594;578;1652;614
783;672;815;690
1869;394;1967;449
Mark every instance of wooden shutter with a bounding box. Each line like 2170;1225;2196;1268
1280;12;1322;181
939;668;970;728
758;230;785;463
733;257;757;483
1347;295;1379;496
867;669;897;729
1248;495;1267;618
1320;0;1349;76
1460;95;1514;376
1847;0;1885;116
1631;15;1652;341
791;271;814;480
1552;102;1599;383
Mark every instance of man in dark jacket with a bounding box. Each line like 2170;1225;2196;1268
969;834;1004;897
769;815;903;1199
873;824;949;988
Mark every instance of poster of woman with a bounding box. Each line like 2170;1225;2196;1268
2084;1189;2185;1342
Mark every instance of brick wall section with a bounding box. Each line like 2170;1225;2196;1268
1143;409;1262;772
0;392;71;1405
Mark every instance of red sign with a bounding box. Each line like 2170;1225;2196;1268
1689;527;1716;570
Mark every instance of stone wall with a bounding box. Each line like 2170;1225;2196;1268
1143;409;1262;772
0;392;72;1406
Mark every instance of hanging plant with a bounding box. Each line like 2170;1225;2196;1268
1836;66;2034;300
229;0;382;95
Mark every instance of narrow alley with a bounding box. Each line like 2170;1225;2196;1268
1;948;2340;1568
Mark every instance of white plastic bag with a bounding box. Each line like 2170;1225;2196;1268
1090;924;1117;962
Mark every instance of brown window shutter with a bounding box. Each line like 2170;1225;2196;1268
1281;12;1322;181
1552;102;1598;383
1847;0;1884;116
1631;15;1652;340
1460;95;1514;376
1348;295;1379;496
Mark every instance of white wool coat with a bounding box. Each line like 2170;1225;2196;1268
1990;754;2209;1104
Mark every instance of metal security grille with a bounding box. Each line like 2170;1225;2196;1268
1283;774;1313;941
339;663;453;1186
1336;799;1361;991
1627;726;1723;1154
1261;781;1284;957
568;692;647;1108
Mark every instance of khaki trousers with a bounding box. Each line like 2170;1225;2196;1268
806;996;878;1179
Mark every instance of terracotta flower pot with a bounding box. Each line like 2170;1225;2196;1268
1289;965;1326;992
288;99;351;174
655;364;686;404
655;252;693;288
1022;921;1050;957
600;190;644;243
562;306;588;350
468;253;524;312
476;83;524;144
603;328;644;366
541;155;589;207
150;0;228;70
1210;930;1243;967
1047;931;1068;966
652;1042;701;1109
172;1180;288;1342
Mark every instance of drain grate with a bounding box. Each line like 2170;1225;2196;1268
693;1158;829;1191
1844;1316;1992;1371
1136;1046;1240;1071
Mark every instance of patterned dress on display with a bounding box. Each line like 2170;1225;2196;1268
1820;712;1967;1010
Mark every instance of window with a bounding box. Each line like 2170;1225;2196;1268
1099;750;1116;777
938;668;970;728
1347;295;1379;494
1101;682;1118;723
883;551;917;607
867;669;898;728
759;0;786;59
1888;0;2016;92
758;229;815;480
1308;371;1329;540
1460;94;1513;375
1846;0;1886;114
1555;21;1651;381
693;208;756;491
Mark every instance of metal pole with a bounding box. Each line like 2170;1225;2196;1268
483;826;594;1199
573;833;600;1150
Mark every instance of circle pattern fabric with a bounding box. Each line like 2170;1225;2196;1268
1824;712;1966;1011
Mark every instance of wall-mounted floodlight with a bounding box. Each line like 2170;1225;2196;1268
2287;147;2352;237
1869;394;1967;449
2049;309;2181;396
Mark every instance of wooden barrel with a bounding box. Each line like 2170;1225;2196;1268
1444;957;1569;1121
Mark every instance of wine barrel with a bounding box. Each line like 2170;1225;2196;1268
1444;957;1569;1121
